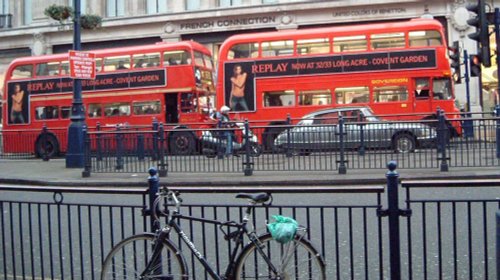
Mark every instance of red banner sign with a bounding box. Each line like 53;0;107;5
69;50;96;80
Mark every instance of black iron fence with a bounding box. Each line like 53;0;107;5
0;165;498;279
80;111;500;177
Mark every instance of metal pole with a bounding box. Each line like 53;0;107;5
337;116;347;174
464;49;471;112
147;167;160;233
386;161;401;280
243;120;253;176
65;0;86;168
495;8;500;107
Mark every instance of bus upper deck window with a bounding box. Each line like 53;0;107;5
203;54;214;69
297;38;330;55
227;43;258;60
333;35;367;53
261;40;294;57
409;30;443;47
194;51;204;67
133;53;160;68
104;56;131;71
61;61;69;75
164;50;190;65
95;58;103;72
36;62;61;77
11;65;33;79
370;33;405;50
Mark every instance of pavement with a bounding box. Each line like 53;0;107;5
1;158;500;188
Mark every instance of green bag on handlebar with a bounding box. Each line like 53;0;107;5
267;215;298;244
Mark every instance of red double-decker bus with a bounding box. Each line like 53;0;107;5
216;18;461;148
2;40;215;156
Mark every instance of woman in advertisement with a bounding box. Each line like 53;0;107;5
10;83;26;124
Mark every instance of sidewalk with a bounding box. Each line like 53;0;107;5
1;158;500;187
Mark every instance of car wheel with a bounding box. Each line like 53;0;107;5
393;133;415;153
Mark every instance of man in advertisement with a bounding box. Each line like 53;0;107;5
229;64;249;111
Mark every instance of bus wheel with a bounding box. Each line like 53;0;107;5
169;131;196;155
393;133;415;154
35;133;60;158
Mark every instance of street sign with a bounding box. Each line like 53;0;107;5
69;50;96;79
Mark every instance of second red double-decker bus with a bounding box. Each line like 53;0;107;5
2;40;215;156
216;18;461;148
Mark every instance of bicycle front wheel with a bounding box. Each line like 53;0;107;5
101;233;188;280
234;233;326;280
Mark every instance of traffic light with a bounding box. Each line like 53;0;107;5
470;54;481;77
449;41;461;83
466;0;491;67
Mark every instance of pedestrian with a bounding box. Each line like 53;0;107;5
218;105;237;157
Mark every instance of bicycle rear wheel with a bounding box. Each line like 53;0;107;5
101;233;188;280
234;233;326;280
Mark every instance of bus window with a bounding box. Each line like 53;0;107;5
180;93;197;113
298;89;331;106
261;40;294;57
104;56;131;71
35;106;59;120
433;78;452;100
36;62;60;76
61;106;71;119
88;103;102;118
133;53;160;68
335;86;369;104
194;51;205;67
11;64;33;79
133;101;161;115
370;33;405;49
61;61;69;75
203;54;214;69
95;58;103;72
263;90;295;107
374;85;408;102
297;38;330;55
333;35;367;52
409;30;442;47
227;43;258;60
104;103;130;117
164;50;190;65
414;78;430;99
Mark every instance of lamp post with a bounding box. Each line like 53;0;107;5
65;0;85;168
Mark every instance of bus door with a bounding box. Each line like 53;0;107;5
165;93;179;123
413;77;432;114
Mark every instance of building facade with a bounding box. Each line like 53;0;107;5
0;0;498;114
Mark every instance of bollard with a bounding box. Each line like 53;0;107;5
96;122;103;161
82;126;91;177
137;134;145;161
337;116;347;174
437;109;449;172
151;119;159;161
495;105;500;159
286;114;293;158
243;120;254;176
115;125;124;170
42;124;49;161
147;167;160;233
378;161;411;280
358;112;366;156
158;124;167;177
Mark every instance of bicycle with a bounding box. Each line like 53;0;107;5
101;187;326;279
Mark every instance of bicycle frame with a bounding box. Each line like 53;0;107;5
142;195;280;280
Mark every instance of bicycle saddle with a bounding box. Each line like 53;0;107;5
236;192;270;203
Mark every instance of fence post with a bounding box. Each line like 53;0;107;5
115;125;124;170
151;119;159;161
147;167;160;233
358;112;366;156
286;114;292;158
157;124;167;177
497;210;500;277
243;119;254;176
82;126;91;177
378;161;412;280
42;124;49;161
96;122;102;161
337;116;347;174
495;105;500;159
137;134;145;161
217;119;224;159
437;109;449;172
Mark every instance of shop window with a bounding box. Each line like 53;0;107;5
297;38;330;55
333;35;367;52
107;0;125;17
261;40;294;57
335;86;370;104
374;85;408;102
133;101;161;115
104;55;131;71
104;103;130;117
433;78;452;100
133;53;160;68
11;64;33;79
371;33;405;49
88;103;102;118
219;0;242;7
227;43;259;60
36;62;60;76
186;0;201;10
298;89;331;106
35;106;59;120
61;106;71;119
409;30;442;47
263;90;295;107
146;0;167;14
164;50;190;65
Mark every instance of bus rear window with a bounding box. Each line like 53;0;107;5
164;50;190;65
11;65;33;79
371;33;405;49
36;62;60;76
262;40;294;57
335;87;370;104
374;85;408;102
297;38;330;55
263;90;295;107
227;43;258;60
409;30;442;47
133;53;160;68
298;89;331;106
104;56;131;71
333;36;367;52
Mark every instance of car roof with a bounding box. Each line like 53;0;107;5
302;106;372;119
